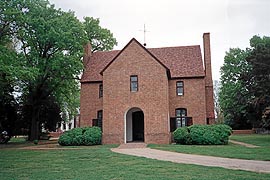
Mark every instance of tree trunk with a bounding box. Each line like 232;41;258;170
29;106;39;141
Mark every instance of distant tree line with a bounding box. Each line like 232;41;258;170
0;0;117;140
219;35;270;130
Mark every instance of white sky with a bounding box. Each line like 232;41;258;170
49;0;270;80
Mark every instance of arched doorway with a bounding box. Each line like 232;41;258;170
126;107;144;143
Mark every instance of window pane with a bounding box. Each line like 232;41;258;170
177;88;183;96
176;118;181;128
131;82;137;91
130;75;138;92
182;117;186;127
177;82;183;86
176;109;187;117
181;109;186;116
176;81;184;96
97;111;102;119
99;84;103;98
176;110;180;116
131;76;137;81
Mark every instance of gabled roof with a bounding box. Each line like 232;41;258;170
81;39;205;83
148;45;205;78
81;50;120;82
100;38;170;75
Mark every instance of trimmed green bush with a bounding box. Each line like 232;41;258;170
173;127;190;144
58;127;102;146
173;124;232;145
83;127;102;145
58;132;73;145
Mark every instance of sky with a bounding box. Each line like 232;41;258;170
49;0;270;81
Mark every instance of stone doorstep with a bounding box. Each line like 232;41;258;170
117;143;147;149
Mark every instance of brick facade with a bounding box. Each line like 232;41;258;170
80;83;102;127
169;78;206;125
80;33;215;144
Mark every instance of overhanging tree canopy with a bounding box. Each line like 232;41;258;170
0;0;118;140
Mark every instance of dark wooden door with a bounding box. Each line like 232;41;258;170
132;111;144;141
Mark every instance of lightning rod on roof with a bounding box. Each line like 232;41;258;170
140;24;149;47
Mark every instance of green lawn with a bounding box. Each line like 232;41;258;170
230;134;270;146
9;136;28;143
0;145;269;179
149;135;270;161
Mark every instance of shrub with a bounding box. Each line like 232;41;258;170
189;125;207;144
33;139;38;145
83;127;102;145
58;132;73;146
173;127;190;144
173;124;232;145
58;127;102;146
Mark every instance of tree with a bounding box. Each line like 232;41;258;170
0;73;18;135
21;95;62;133
220;35;270;130
243;35;270;128
0;0;25;134
17;1;87;140
1;0;118;140
219;48;252;129
83;17;117;52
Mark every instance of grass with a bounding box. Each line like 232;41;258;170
230;134;270;146
149;134;270;161
9;136;27;143
0;144;270;179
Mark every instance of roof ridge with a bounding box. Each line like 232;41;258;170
92;49;120;54
92;45;201;54
148;45;200;50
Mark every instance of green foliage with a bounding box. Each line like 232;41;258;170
244;36;270;128
83;127;102;145
219;48;251;128
33;140;38;145
173;127;190;144
58;127;102;146
173;124;232;145
220;35;270;129
0;0;118;139
0;0;33;134
83;17;117;51
58;132;73;146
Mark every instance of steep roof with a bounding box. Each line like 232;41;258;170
81;50;120;82
81;41;205;82
148;45;205;78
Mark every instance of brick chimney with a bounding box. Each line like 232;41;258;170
83;42;92;67
203;33;215;123
203;33;213;86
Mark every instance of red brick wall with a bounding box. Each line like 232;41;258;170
232;130;255;134
169;78;206;124
80;83;102;127
102;40;170;144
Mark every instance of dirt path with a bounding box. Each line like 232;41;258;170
229;140;259;148
111;147;270;173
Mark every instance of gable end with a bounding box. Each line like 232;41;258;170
100;38;171;77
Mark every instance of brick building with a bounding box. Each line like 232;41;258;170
80;33;215;144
